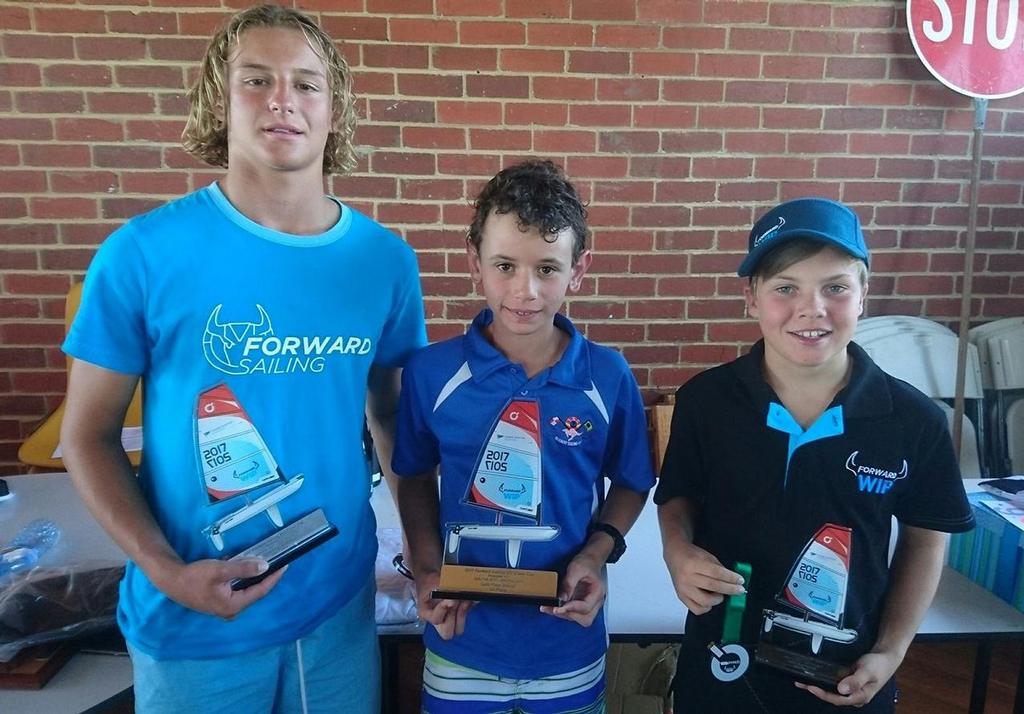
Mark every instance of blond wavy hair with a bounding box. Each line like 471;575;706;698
181;4;357;175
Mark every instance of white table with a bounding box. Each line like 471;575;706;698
0;473;132;713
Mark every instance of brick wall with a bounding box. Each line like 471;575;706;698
1;1;1023;475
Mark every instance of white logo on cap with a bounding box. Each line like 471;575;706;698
754;216;785;247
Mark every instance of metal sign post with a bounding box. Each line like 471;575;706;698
907;0;1024;459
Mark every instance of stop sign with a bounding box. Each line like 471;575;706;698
908;0;1024;98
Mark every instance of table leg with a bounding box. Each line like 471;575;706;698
380;637;396;714
1014;641;1024;714
969;641;992;714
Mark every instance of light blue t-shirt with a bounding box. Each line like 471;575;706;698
64;183;427;659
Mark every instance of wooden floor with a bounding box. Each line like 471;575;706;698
897;640;1021;713
389;640;1023;713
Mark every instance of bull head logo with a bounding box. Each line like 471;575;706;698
845;451;908;481
202;304;273;375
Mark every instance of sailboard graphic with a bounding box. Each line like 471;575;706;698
448;400;558;568
196;384;304;551
762;524;858;654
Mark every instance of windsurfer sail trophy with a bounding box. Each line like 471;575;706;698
754;523;857;690
432;400;563;607
196;384;337;590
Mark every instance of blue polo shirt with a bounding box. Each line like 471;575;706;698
393;309;655;679
654;340;974;713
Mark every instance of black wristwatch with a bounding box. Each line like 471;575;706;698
587;521;626;564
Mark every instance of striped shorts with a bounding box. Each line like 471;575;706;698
421;649;606;714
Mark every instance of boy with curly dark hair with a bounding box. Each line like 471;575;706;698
392;159;655;713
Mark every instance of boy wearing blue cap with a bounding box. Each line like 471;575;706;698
656;197;973;712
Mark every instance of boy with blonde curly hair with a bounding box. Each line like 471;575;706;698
61;6;425;712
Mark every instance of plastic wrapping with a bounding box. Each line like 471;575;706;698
0;564;123;662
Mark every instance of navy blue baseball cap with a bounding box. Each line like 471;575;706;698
738;197;869;277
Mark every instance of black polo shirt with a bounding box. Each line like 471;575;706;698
655;340;974;713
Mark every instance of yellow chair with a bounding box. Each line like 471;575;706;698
18;282;144;469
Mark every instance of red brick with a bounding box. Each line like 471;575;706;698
125;119;183;143
76;36;147;61
754;156;814;179
321;15;389;41
368;99;435;123
725;131;786;153
0;249;38;269
663;26;726;50
4;273;70;296
705;0;769;23
108;11;177;34
598;77;659;102
506;0;570;18
533;76;594;101
363;44;429;69
437;153;501;178
878;158;935;180
469;129;531;151
0;5;30;30
850;133;909;156
785;82;848;105
401;126;466;149
823;108;883;130
628;299;685;320
634;106;697;129
437;0;502;15
697;53;761;78
658;275;717;297
565;156;628;179
786;132;846;154
459;21;525;45
352;71;396;96
632;206;690;228
149;37;208;62
725;80;787;104
637;0;701;22
656;181;717;203
34;7;107;33
660;130;727;155
499;49;564;73
436;100;501;125
433;46;497;71
60;223;116;245
0;171;46;194
764;55;825;79
567;103;631;126
399;179;463;201
43;64;112;87
1;224;58;244
466;74;529;98
87;91;156;114
699;105;759;129
504;102;567;126
793;30;856;55
29;196;96;219
16;91;85;113
692;157;754;179
595;24;660;49
94;145;163;169
397;74;464;98
826;57;886;80
370;151;436;176
569;51;630;75
815;157;872;179
729;28;792;52
836;5;896;28
887;109;944;131
0;118;55;141
376;203;440;225
390;18;457;43
366;0;433;13
4;34;75;59
23;144;91;167
533;129;596;153
115;65;184;89
599;131;659;154
0;63;41;87
529;23;593;47
121;172;190;195
687;298;745;319
593;180;654;204
355;124;401;148
663;79;724;103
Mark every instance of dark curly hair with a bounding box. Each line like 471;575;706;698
467;160;588;264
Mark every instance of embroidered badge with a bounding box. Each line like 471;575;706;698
552;415;593;446
845;450;908;495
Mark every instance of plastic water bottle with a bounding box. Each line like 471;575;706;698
0;519;61;580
